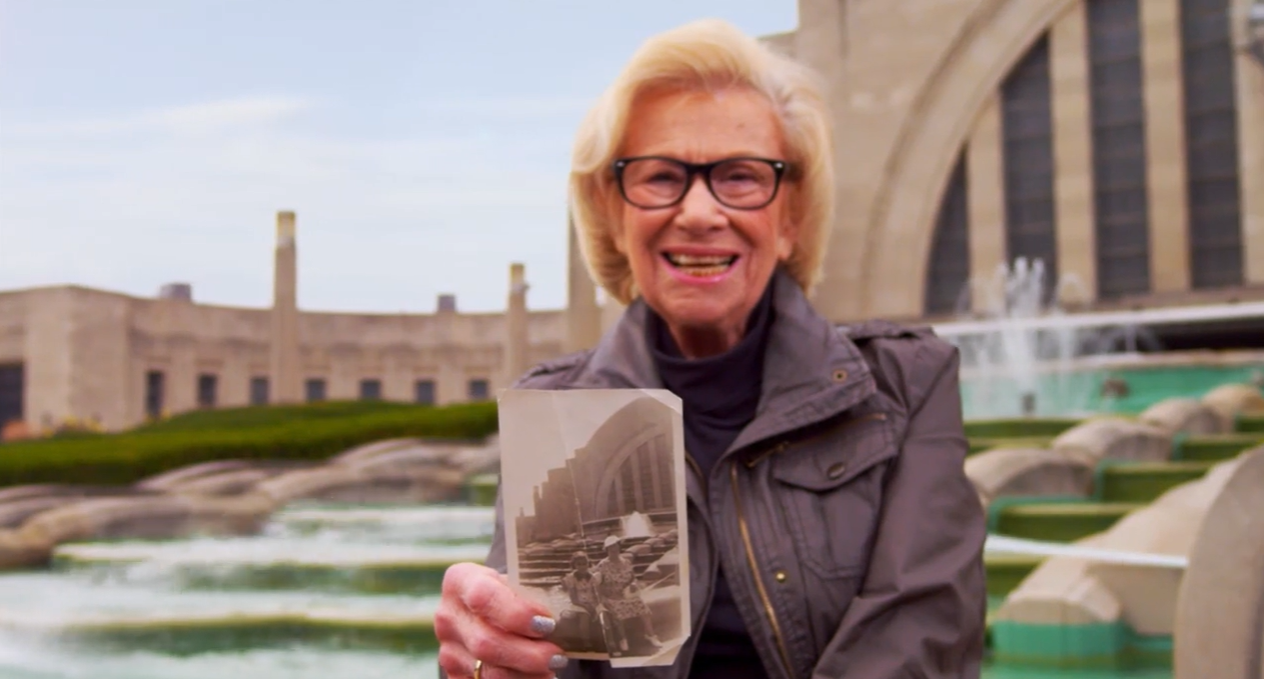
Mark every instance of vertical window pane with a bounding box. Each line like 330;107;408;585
1002;35;1059;299
924;153;971;315
1181;0;1243;288
1090;0;1152;299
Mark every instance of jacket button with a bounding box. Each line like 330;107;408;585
827;462;847;479
774;570;788;583
831;369;848;382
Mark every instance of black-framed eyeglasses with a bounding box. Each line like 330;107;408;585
612;156;789;210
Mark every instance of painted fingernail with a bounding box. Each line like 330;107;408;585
548;654;570;670
530;615;556;636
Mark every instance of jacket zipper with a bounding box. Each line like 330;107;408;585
730;460;795;679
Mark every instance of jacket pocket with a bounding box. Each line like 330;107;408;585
770;413;897;580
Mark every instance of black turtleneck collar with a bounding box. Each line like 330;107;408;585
647;274;775;471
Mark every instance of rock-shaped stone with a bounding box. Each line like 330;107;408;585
1139;398;1225;436
181;491;279;535
330;437;428;464
342;445;455;476
1173;446;1264;679
136;460;260;492
0;496;79;529
18;496;195;546
255;464;464;506
167;469;277;497
993;533;1123;626
996;455;1244;641
1052;417;1171;466
137;460;315;492
965;448;1094;506
448;444;500;476
0;529;50;569
1200;383;1264;432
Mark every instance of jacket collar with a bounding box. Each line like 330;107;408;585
569;268;876;454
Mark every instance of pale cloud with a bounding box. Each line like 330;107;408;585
2;95;315;138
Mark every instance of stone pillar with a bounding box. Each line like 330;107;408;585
22;288;74;432
967;91;1008;312
270;211;301;404
566;213;601;352
434;295;463;405
1050;2;1098;302
505;262;530;383
1140;0;1193;293
1236;0;1264;284
1172;446;1264;678
794;0;861;322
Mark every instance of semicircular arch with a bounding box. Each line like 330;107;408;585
861;0;1079;317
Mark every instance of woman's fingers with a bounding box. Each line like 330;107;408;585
437;643;560;679
447;563;557;639
436;562;570;678
459;606;565;674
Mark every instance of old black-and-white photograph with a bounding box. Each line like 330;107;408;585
498;389;689;667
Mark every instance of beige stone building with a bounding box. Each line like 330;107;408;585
0;212;564;433
2;0;1262;433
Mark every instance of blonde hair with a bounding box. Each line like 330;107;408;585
569;18;835;305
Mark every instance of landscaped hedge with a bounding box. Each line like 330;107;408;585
0;401;498;488
131;400;429;434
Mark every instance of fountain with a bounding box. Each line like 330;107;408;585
620;510;653;539
0;504;495;679
946;258;1163;419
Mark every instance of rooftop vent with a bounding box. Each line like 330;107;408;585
437;294;457;313
158;283;193;302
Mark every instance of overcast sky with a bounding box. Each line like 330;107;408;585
0;1;797;313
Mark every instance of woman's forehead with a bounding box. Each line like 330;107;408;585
621;87;784;160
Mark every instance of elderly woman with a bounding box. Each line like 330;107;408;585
436;18;986;679
592;536;662;656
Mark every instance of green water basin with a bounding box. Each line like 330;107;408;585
960;361;1264;420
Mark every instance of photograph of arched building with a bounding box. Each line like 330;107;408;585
2;0;1261;435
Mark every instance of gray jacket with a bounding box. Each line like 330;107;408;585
484;270;987;678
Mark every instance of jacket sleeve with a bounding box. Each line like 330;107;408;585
813;341;987;678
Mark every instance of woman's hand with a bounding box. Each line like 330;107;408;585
436;562;571;678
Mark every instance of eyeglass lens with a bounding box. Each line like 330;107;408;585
619;158;780;209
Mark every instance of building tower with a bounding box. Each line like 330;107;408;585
270;210;301;403
505;262;530;383
565;211;601;352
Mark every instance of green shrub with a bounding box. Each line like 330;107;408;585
0;402;498;488
132;400;421;434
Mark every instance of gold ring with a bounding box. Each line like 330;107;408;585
473;658;484;679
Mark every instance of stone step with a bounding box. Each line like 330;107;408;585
993;502;1143;543
984;553;1043;599
1178;433;1263;461
1097;461;1215;503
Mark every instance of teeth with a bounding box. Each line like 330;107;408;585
666;253;736;267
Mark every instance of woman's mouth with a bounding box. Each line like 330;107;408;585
663;252;738;278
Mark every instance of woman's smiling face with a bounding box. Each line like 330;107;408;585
613;87;795;358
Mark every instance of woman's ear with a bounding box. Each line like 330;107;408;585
776;218;798;261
